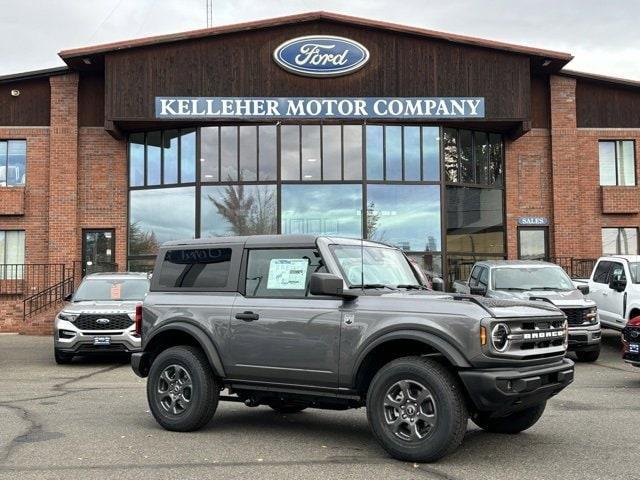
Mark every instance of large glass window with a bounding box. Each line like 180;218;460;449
446;187;504;254
599;140;635;186
281;125;300;180
281;184;362;237
239;126;257;181
444;128;502;185
201;184;277;237
146;131;162;186
163;130;179;184
259;125;277;181
200;127;219;182
129;187;195;256
0;140;26;187
343;125;362;180
129;133;145;187
366;185;441;251
602;227;638;255
220;126;238;181
301;125;321;181
0;230;25;279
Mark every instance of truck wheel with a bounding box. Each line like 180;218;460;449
268;402;307;414
366;356;468;463
575;348;600;362
54;349;73;365
472;402;546;434
147;346;218;432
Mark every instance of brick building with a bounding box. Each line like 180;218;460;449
1;12;639;333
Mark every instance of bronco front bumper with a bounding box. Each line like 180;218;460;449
458;358;574;417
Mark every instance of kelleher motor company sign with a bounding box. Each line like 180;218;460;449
155;97;485;119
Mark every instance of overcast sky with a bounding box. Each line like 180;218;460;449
1;0;639;79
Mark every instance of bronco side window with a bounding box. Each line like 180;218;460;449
245;248;326;298
157;248;232;289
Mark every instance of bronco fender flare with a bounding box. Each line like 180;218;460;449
352;329;472;379
145;321;226;377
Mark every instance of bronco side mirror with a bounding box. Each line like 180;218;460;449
576;284;589;295
309;273;357;298
470;285;487;296
431;277;444;292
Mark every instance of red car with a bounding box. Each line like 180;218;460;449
622;316;640;367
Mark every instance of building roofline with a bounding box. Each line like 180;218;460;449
0;65;69;84
560;69;640;89
58;10;573;63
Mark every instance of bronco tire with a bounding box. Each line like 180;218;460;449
575;348;600;363
54;349;73;365
366;356;468;462
472;402;546;434
147;346;218;431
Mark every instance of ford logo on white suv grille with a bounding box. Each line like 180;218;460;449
96;318;110;325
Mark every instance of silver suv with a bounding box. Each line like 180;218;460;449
54;272;150;364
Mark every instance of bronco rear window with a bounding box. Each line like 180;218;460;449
157;248;232;289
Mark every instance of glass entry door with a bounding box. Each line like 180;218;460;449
82;229;116;276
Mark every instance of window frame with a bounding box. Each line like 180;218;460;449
598;139;636;187
601;227;639;256
517;226;549;260
0;140;27;187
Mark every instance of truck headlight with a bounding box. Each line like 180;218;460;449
586;307;598;325
57;312;79;322
491;323;510;352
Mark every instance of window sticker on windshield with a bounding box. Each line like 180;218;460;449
267;259;309;290
110;283;122;300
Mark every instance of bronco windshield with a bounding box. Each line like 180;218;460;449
331;245;420;288
492;266;574;291
73;278;150;302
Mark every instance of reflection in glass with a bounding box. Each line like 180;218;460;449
239;126;257;181
459;130;473;183
146;131;161;185
281;125;300;180
163;130;179;184
489;133;503;185
127;258;156;273
129;187;195;255
201;127;219;182
282;184;362;237
446;186;504;254
323;125;341;181
602;227;638;255
404;127;421;181
385;126;402;180
180;129;196;183
406;252;442;278
474;131;489;184
443;128;458;182
343;125;362;180
518;228;547;260
598;141;616;186
301;125;321;181
422;127;440;181
221;127;238;181
617;140;636;186
5;140;26;186
129;133;145;187
366;126;383;180
201;184;277;237
258;126;277;181
366;185;441;251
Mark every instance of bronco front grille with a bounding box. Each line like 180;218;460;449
73;314;133;331
561;307;590;326
488;317;567;359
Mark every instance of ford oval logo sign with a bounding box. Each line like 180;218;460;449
273;35;369;77
96;318;110;325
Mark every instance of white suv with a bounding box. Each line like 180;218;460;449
53;272;150;364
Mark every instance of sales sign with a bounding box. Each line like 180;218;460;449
155;96;485;119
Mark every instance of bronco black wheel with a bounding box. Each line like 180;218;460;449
366;356;468;462
147;346;218;431
472;402;546;434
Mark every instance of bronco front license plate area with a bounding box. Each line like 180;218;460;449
93;336;111;346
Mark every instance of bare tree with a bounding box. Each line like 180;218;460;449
209;184;276;236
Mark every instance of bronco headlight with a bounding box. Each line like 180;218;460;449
586;307;598;324
491;323;510;352
57;312;79;322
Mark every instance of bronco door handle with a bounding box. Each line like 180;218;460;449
235;311;259;321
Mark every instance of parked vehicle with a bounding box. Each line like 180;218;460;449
622;315;640;367
53;272;150;364
453;260;601;362
131;235;574;462
574;256;640;330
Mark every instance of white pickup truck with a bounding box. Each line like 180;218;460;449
575;256;640;330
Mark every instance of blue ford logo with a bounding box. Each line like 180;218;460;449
273;35;369;77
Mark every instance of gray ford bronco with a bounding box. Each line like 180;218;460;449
132;235;574;462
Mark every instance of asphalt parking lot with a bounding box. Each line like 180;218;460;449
0;331;638;480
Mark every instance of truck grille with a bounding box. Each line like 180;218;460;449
490;317;567;359
623;325;640;343
73;314;133;331
561;307;590;326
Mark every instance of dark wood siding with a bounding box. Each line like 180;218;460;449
576;79;640;128
104;20;531;126
0;77;50;126
530;75;549;128
78;73;105;127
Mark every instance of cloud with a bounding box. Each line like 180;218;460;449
0;0;638;79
